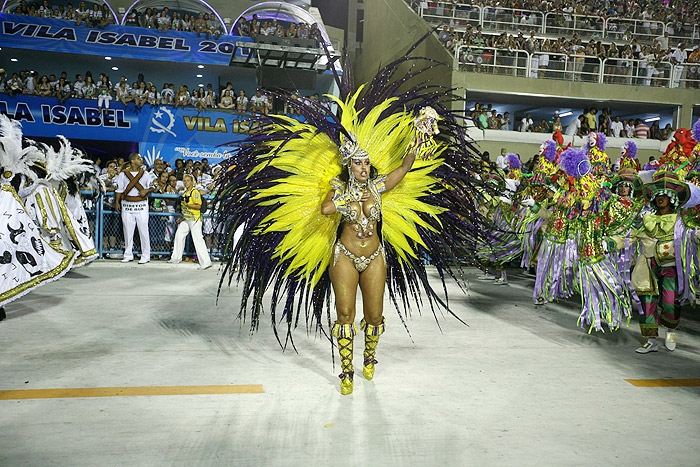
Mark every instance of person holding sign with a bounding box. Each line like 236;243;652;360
168;174;212;270
115;153;156;264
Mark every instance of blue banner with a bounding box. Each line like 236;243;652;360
0;94;259;163
0;13;253;65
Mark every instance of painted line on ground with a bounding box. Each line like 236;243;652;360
0;384;264;400
624;379;700;387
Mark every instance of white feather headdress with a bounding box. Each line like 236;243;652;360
0;114;44;180
43;135;93;182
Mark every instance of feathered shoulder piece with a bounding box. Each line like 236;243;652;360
214;34;493;348
43;136;93;182
0;114;44;182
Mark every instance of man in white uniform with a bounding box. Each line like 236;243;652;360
115;153;156;263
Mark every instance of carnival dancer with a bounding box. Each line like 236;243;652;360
658;126;697;179
584;131;612;181
40;136;99;267
476;154;527;285
214;37;493;395
19;141;98;268
610;171;699;352
0;115;75;310
617;140;642;173
532;140;578;305
114;153;156;264
558;147;641;331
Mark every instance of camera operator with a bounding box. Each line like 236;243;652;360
168;174;211;270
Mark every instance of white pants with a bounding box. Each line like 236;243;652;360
171;219;211;268
121;205;150;261
98;94;111;109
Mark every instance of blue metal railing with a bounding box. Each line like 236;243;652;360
80;190;218;260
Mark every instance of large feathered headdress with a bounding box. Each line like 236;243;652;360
42;135;93;182
0;114;44;181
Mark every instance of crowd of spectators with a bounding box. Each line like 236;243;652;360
0;68;328;115
470;103;675;140
233;14;319;40
440;24;699;86
10;0;225;38
12;0;114;27
416;0;699;39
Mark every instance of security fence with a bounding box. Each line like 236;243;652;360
453;45;699;88
80;190;220;260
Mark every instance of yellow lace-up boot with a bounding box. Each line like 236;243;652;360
332;321;357;395
360;318;385;380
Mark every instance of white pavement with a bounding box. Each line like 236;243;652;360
1;261;699;466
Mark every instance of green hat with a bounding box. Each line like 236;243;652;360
642;170;690;208
611;168;643;197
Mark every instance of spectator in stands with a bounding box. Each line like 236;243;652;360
650;121;663;140
535;120;550;133
654;31;670;51
635;118;649;139
73;74;85;98
175;85;190;107
610;116;624;138
624;120;636;139
477;109;488;129
598;108;611;136
124;9;138;27
116;80;133;107
251;90;268;115
157;8;171;33
551;115;563;133
195;88;207;112
23;70;37;95
566;115;583;136
219;89;234;109
75;1;90;27
183;13;194;32
519;113;534;132
7;72;23;97
37;75;52;97
660;124;673;140
584;108;597;133
134;81;148;110
194;13;207;38
161;83;174;105
298;23;308;39
146;83;159;106
286;22;298;38
487;109;500;129
82;75;96;100
97;75;112;111
56;76;71;103
236;90;249;112
500;112;511;130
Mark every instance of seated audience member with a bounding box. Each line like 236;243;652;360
236;90;249;112
250;90;269;115
219;89;235;109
